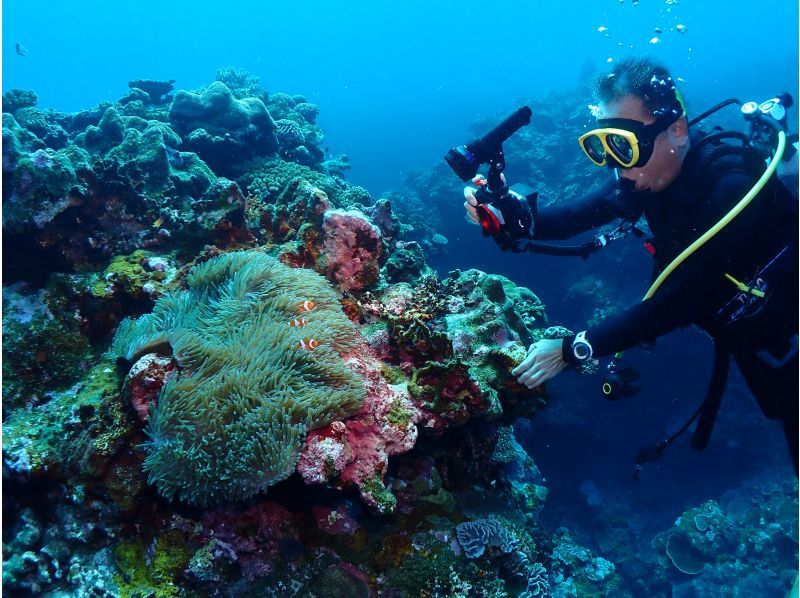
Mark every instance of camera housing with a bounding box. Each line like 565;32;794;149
444;106;532;182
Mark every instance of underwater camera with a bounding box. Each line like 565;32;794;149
444;106;535;248
444;106;532;183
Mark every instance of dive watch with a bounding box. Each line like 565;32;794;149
571;331;593;363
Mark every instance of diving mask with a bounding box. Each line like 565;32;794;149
579;104;684;169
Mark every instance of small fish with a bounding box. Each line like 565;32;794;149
15;42;27;56
298;300;315;312
597;26;608;32
649;36;661;44
654;27;663;34
289;318;309;327
152;215;164;228
677;76;686;83
676;23;687;33
297;338;319;350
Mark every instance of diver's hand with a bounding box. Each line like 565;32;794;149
463;173;522;226
512;338;568;389
463;184;481;225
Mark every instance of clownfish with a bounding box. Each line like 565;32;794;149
298;300;315;312
297;338;319;350
288;318;308;327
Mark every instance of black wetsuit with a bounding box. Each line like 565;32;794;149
532;131;799;471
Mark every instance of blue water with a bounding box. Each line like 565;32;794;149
5;0;797;193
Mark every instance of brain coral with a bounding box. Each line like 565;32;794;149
112;250;366;505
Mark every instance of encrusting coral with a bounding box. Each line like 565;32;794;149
112;250;366;505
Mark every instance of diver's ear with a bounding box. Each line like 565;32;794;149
671;116;689;147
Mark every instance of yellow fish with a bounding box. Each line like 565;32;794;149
152;215;164;228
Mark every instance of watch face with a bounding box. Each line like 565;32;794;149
574;342;591;360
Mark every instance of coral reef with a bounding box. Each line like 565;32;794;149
3;70;795;598
112;250;366;505
169;81;278;177
125;79;176;105
2;354;132;481
456;517;519;558
651;483;798;593
296;345;421;512
3;282;93;409
2;87;39;113
241;156;371;210
321;209;386;291
214;66;262;100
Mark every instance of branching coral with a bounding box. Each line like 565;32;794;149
214;67;261;99
112;250;366;505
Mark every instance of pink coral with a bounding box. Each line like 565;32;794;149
297;345;420;512
125;353;177;421
321;209;385;291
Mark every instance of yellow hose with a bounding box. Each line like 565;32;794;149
644;130;786;300
610;130;787;361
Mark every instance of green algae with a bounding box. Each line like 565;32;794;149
113;531;194;598
385;399;413;427
90;250;168;298
2;295;92;408
379;363;406;385
361;476;397;514
2;354;131;479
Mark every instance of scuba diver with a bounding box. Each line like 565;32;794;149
450;58;799;474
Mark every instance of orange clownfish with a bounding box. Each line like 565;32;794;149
297;338;319;350
288;318;308;327
298;300;315;313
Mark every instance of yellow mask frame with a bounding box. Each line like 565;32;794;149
578;127;641;168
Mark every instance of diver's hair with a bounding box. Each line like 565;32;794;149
594;57;682;119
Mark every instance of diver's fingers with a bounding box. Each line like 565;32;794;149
526;360;556;388
521;350;563;387
463;186;479;206
527;359;568;389
512;342;540;377
463;201;480;225
526;368;547;389
516;357;542;385
519;370;541;387
463;186;481;225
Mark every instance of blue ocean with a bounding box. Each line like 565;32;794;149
3;0;798;595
